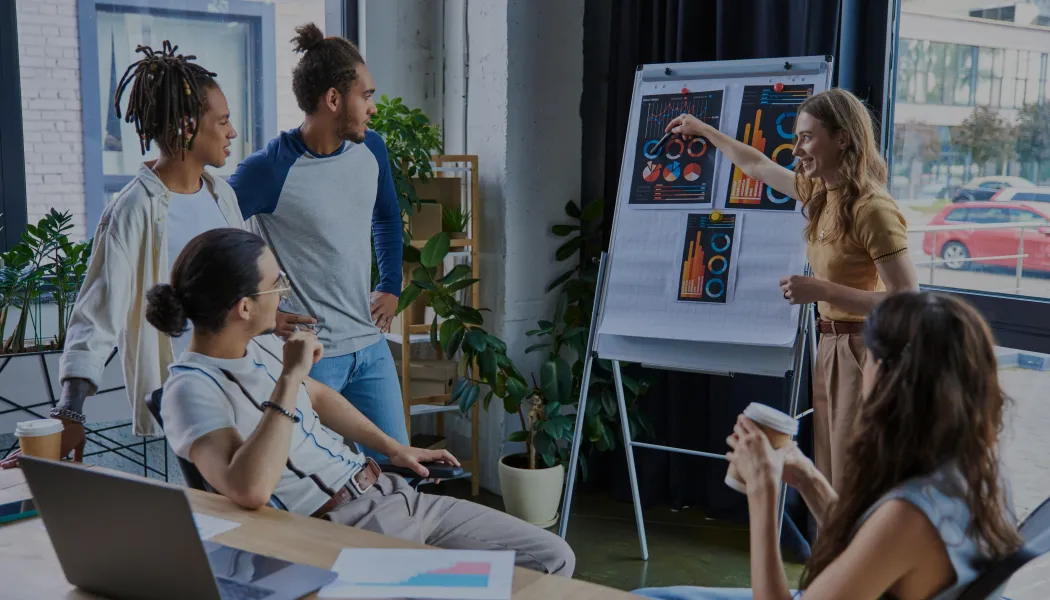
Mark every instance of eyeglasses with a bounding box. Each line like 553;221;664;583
249;271;292;301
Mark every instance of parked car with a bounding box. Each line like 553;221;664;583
922;201;1050;272
951;176;1035;203
990;186;1050;205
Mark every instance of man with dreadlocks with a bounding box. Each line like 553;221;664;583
1;42;243;467
229;23;408;458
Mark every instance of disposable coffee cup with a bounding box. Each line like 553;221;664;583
725;403;798;494
15;419;64;461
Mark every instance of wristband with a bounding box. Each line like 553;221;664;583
50;407;86;424
261;401;300;423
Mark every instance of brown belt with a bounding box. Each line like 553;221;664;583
310;457;381;519
816;320;865;335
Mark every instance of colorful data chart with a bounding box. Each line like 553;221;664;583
630;90;723;207
678;212;737;304
319;549;515;600
726;84;813;211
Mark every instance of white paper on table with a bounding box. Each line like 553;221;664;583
192;512;241;540
318;548;515;600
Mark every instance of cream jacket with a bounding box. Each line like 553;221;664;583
59;162;246;436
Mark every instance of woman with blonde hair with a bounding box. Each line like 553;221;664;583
666;88;918;486
637;291;1020;599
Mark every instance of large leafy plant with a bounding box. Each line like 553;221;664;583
0;210;92;354
526;200;652;478
369;95;445;217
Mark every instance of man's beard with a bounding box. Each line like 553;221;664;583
337;110;366;143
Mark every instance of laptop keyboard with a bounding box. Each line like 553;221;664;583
215;577;275;600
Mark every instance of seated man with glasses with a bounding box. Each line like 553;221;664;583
143;228;574;576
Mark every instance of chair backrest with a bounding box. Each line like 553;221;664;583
144;389;211;493
958;496;1050;600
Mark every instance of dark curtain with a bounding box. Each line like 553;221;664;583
585;0;894;549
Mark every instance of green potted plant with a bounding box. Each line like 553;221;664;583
442;206;470;239
0;210;131;437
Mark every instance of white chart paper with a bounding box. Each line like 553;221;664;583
192;512;241;540
318;548;515;600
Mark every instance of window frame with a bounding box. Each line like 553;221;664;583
76;0;278;234
0;0;28;251
888;0;1050;354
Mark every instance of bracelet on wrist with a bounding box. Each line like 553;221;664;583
50;407;86;424
261;401;300;423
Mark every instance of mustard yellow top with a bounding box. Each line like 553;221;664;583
805;187;909;322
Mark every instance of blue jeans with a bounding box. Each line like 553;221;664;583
309;340;409;460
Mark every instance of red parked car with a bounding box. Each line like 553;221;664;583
922;201;1050;271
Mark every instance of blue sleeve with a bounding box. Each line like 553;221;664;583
229;134;299;219
365;131;403;296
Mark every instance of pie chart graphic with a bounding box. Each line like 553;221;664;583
683;163;701;181
642;161;661;183
663;161;681;182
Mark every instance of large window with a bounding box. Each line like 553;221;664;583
9;0;336;241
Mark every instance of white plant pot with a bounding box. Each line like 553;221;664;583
0;348;129;435
497;454;565;529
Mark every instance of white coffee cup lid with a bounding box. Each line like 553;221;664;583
743;403;798;435
15;418;64;438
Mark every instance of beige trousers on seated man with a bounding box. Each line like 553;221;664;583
324;474;575;576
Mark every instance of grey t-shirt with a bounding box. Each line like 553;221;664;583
161;335;365;515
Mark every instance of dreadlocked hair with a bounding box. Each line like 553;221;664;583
114;40;218;158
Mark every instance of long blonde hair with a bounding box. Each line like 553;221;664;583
795;88;889;244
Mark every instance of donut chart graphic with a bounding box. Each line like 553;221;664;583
705;279;726;298
771;143;798;169
643;161;661;183
643;139;662;159
767;186;791;204
683;163;702;182
707;255;727;275
776;112;797;139
665;139;684;160
663;161;681;182
687;138;707;157
711;233;731;252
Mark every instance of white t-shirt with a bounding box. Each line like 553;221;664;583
160;335;364;515
166;181;231;357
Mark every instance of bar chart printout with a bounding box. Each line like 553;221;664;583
678;212;738;304
318;548;515;600
727;84;813;211
630;90;723;207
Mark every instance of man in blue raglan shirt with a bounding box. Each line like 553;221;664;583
229;23;407;457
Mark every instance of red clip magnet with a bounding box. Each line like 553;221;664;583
773;82;785;92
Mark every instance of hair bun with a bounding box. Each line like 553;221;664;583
292;23;325;54
145;283;189;338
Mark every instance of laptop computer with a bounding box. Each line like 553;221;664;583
20;457;337;600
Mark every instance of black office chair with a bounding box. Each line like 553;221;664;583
145;389;466;505
958;495;1050;599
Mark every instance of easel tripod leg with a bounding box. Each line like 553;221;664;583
613;360;649;560
558;351;595;539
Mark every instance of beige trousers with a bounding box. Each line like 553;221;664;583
326;473;576;577
813;332;866;489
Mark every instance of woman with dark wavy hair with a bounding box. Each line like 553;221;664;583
637;291;1020;599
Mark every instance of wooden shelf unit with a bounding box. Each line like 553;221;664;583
392;155;481;497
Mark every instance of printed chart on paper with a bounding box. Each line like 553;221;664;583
629;90;723;207
726;84;813;211
677;212;739;304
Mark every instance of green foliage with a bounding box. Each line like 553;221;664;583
953;107;1017;175
442;206;471;234
0;210;92;354
1015;102;1050;168
369;95;445;215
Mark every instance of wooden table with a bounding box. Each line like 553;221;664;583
0;467;638;599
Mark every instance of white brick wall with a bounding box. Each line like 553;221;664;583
14;0;326;241
17;0;86;239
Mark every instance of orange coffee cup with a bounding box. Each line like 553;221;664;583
725;403;798;493
15;418;65;461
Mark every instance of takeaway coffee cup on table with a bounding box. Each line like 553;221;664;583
15;418;65;461
724;403;798;494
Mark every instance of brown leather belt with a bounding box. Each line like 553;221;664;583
310;457;381;519
816;320;865;335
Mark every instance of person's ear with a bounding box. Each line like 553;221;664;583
324;88;340;113
234;297;253;322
